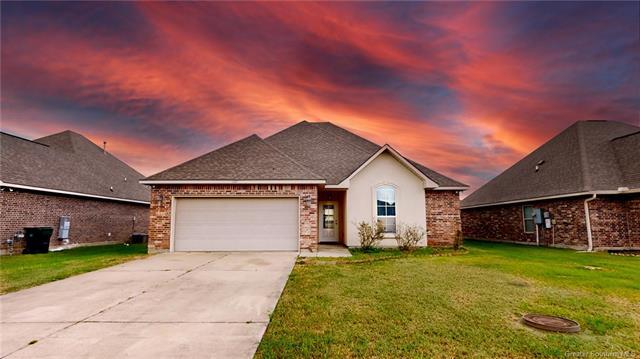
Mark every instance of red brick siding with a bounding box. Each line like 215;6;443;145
630;196;640;243
0;189;149;254
590;194;640;248
148;184;318;252
425;190;461;247
461;194;640;250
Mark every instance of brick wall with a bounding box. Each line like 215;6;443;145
590;194;640;248
461;193;640;250
425;190;461;247
148;184;318;253
0;189;149;255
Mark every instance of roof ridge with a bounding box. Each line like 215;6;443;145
576;122;592;191
311;122;379;154
611;129;640;141
1;132;49;147
264;121;308;140
261;139;324;179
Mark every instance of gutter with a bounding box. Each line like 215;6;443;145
139;179;326;185
584;194;597;252
0;181;150;205
461;188;640;209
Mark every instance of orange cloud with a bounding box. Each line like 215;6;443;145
1;2;637;193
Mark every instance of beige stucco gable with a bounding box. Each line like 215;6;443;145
328;145;439;189
345;150;427;247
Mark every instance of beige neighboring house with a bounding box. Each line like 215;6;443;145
141;121;468;253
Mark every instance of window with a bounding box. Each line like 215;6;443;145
376;186;396;233
523;205;535;233
323;205;335;229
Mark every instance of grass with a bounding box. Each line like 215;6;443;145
0;243;148;294
256;240;640;358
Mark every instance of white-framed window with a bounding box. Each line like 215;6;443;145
376;186;396;233
523;205;535;233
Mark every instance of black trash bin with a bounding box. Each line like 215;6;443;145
22;227;53;254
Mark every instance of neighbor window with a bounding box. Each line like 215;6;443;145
376;186;396;233
523;205;535;233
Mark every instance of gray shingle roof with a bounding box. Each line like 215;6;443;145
611;131;640;189
145;121;467;188
264;121;380;185
462;121;640;208
406;159;467;188
144;134;324;181
267;122;467;187
1;130;150;202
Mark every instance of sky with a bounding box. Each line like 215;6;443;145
1;1;639;193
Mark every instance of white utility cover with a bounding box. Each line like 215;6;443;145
173;197;299;251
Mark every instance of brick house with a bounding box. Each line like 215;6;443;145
140;121;467;253
462;121;640;251
0;131;150;254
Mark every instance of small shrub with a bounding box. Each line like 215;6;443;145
356;221;385;251
395;223;426;251
453;230;464;250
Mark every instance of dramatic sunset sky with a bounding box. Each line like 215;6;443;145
2;2;639;192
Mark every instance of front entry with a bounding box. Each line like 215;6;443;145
319;201;339;243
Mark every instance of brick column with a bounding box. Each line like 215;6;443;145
425;190;461;247
148;187;172;253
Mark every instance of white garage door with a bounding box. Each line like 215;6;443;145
173;197;299;251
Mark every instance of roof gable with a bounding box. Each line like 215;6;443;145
1;131;149;202
462;121;640;208
330;145;439;189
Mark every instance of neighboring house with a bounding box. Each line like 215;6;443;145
462;120;640;251
0;130;150;254
141;121;467;252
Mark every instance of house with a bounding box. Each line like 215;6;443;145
0;130;150;254
462;120;640;251
140;121;467;252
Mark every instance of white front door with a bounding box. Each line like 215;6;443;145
319;201;339;242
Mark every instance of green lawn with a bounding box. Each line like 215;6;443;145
0;243;148;294
257;240;640;358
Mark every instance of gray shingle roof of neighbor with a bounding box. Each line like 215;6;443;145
145;134;324;181
144;121;467;188
461;120;640;208
0;130;150;203
611;131;640;189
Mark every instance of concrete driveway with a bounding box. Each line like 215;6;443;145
0;252;297;358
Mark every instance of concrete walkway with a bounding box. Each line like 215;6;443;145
0;252;297;359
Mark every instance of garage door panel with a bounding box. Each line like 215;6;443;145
173;198;298;251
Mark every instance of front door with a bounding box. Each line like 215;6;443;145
319;201;339;243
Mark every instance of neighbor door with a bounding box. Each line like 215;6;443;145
319;201;339;243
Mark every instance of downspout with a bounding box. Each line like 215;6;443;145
584;194;596;252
